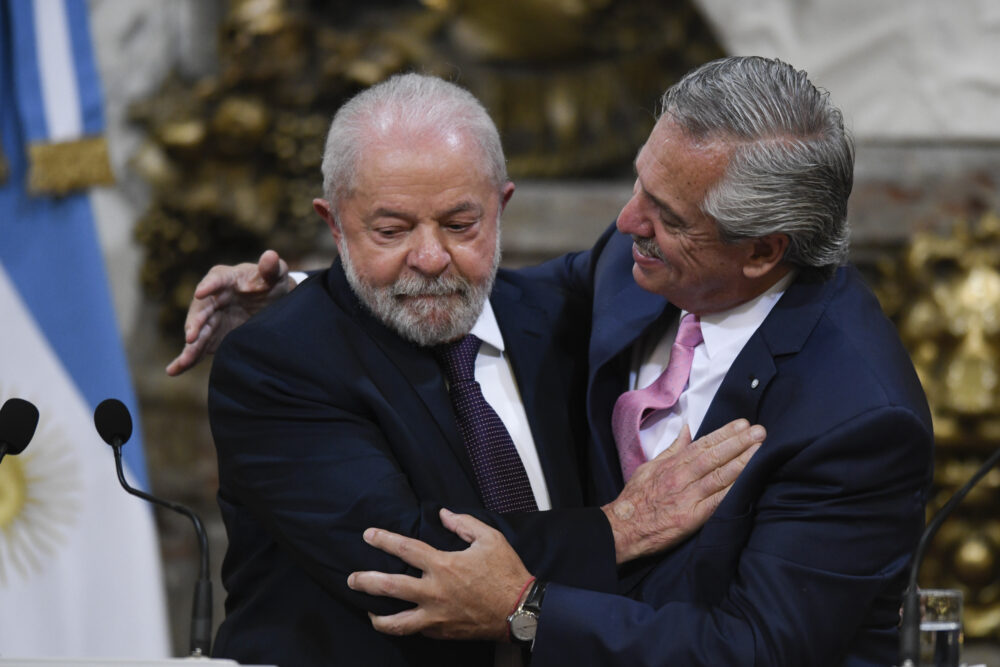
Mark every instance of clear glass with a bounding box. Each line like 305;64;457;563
918;588;963;667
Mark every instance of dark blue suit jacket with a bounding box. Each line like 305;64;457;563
208;260;617;666
524;224;934;667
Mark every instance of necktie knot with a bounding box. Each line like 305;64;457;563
434;334;482;383
675;313;703;348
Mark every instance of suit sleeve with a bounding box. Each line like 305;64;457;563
210;322;617;617
530;406;932;666
516;220;619;298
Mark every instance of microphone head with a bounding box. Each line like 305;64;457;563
94;398;133;446
0;398;40;455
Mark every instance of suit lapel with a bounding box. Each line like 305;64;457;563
490;276;579;504
588;279;673;497
325;262;477;483
696;269;836;437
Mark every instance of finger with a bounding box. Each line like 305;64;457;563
183;291;230;341
671;424;692;454
683;421;759;474
703;425;765;471
165;344;197;376
693;418;751;452
439;508;495;545
369;608;426;637
694;440;762;511
183;304;209;343
347;570;425;605
363;527;439;569
200;311;225;354
170;311;220;375
692;485;731;519
192;265;235;300
696;441;761;496
257;250;284;283
165;352;188;376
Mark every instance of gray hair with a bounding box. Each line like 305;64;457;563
320;73;507;213
659;56;854;273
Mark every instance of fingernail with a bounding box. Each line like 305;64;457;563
736;419;749;430
363;528;375;543
440;507;453;518
346;573;356;588
749;425;765;440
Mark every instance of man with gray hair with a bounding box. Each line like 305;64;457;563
207;71;760;667
345;57;933;666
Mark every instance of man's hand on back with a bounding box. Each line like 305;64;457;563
166;250;293;376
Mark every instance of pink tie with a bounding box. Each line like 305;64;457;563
612;313;703;481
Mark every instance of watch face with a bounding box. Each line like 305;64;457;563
510;610;538;641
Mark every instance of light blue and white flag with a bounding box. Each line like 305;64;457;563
0;0;169;658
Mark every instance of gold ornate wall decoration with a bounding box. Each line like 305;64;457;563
877;212;1000;637
131;0;722;331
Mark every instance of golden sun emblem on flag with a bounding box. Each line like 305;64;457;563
0;400;81;585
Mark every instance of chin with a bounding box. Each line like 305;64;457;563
632;264;659;292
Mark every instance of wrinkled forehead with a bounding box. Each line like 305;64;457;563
334;137;500;220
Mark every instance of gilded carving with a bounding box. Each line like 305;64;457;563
131;0;721;330
878;213;1000;637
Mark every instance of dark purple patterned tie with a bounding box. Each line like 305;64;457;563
434;334;538;514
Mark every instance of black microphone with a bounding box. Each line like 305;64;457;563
94;398;213;657
898;446;1000;666
0;398;40;463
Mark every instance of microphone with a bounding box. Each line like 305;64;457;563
898;446;1000;666
94;398;213;657
0;398;40;463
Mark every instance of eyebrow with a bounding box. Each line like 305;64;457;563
370;207;414;222
439;201;483;218
368;201;484;223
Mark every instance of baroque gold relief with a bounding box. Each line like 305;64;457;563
878;212;1000;638
131;0;721;331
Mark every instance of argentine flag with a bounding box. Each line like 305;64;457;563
0;0;169;658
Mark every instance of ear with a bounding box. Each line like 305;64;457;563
313;198;341;244
742;234;789;279
498;181;515;215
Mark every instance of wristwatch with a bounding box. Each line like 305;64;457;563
507;579;547;645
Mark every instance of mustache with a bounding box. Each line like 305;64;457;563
633;236;665;261
392;272;470;297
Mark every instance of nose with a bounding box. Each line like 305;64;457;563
616;193;653;238
407;226;451;277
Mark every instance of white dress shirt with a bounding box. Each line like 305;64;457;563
630;272;796;460
468;301;552;511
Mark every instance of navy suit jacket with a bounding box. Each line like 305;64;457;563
524;224;934;667
208;260;617;666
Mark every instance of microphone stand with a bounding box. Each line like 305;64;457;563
110;438;213;657
899;446;1000;666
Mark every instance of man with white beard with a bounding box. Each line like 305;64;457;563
207;72;761;667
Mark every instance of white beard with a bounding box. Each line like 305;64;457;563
338;236;500;347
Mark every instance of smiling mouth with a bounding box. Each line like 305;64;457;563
632;237;665;263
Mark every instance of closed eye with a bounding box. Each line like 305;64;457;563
443;219;479;233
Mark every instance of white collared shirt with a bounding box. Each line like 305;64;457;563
630;272;796;460
469;301;552;511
